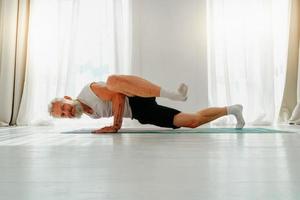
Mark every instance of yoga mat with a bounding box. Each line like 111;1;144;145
61;128;293;134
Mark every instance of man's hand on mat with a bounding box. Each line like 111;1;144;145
92;126;119;133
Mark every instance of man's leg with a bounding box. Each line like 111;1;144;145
173;105;245;128
106;75;188;101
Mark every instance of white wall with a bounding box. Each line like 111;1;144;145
132;0;208;112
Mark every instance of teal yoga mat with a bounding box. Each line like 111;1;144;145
62;128;293;134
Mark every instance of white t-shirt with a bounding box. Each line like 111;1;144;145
77;81;132;119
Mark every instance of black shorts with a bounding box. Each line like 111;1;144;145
128;96;181;129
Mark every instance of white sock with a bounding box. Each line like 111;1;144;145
227;104;245;129
178;83;188;97
160;83;188;101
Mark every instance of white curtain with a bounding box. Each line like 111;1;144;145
289;45;300;124
280;0;300;124
207;0;290;126
0;0;30;126
17;0;132;125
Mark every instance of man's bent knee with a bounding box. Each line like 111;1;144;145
107;75;128;92
106;75;120;87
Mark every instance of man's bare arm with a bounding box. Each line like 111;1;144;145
111;93;125;130
91;83;125;133
93;93;125;133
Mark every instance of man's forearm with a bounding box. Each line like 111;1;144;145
112;94;125;129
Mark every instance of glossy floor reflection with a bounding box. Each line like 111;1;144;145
0;126;300;200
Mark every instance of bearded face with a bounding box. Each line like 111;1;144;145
49;98;83;118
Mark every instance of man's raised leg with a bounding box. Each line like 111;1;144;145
106;75;188;101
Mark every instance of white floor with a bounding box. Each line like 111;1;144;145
0;125;300;200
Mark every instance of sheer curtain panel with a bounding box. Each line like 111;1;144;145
207;0;290;126
0;0;30;126
280;0;300;124
16;0;132;125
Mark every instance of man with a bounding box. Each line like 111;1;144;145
49;75;245;133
